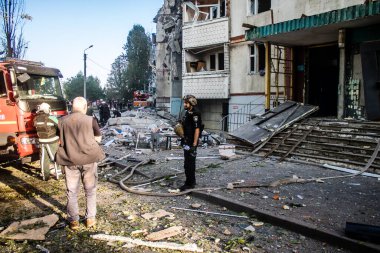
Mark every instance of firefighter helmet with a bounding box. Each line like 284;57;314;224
37;103;51;114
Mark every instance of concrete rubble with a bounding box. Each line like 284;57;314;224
99;109;217;155
0;214;59;241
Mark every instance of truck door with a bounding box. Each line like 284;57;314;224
0;71;18;152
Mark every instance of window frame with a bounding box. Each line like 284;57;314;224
249;44;257;73
249;43;265;75
247;0;258;16
247;0;271;16
209;52;225;71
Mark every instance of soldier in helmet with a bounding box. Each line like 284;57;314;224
179;94;202;191
33;102;59;180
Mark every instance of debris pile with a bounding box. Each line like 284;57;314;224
100;109;218;155
101;109;179;152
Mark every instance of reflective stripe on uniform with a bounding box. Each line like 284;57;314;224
0;121;17;124
36;122;55;126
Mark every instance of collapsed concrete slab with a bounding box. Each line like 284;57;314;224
0;214;59;240
230;101;318;148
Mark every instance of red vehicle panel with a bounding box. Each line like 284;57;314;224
0;58;67;162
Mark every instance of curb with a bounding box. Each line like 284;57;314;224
192;191;380;253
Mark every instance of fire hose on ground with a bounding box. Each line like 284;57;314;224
106;138;380;197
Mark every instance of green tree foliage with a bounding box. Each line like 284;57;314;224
63;72;104;101
105;55;127;100
123;24;152;93
0;0;32;58
105;24;152;100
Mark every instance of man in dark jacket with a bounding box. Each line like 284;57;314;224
56;96;105;230
179;94;202;191
99;101;111;126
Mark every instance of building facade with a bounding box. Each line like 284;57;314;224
245;0;380;121
178;0;380;131
182;0;230;130
154;0;183;116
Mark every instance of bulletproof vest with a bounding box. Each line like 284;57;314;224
182;107;202;141
34;113;57;139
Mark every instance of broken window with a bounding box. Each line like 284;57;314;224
258;44;265;73
184;0;227;23
218;53;225;70
250;44;265;73
220;0;226;17
248;0;271;15
210;54;216;70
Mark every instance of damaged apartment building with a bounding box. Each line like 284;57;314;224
154;0;184;115
156;0;380;131
243;0;380;124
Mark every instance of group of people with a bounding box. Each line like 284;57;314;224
32;94;202;230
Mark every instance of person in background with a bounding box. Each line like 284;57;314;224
56;96;105;230
113;108;121;118
99;101;111;126
179;94;202;191
86;101;99;123
33;102;59;180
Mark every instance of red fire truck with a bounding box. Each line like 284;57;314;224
0;58;67;177
133;90;152;107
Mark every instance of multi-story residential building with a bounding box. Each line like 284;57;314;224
182;0;229;129
154;0;183;116
180;0;380;131
243;0;380;122
181;0;298;131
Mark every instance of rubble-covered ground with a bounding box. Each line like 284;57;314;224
0;110;379;252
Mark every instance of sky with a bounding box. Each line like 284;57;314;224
23;0;163;87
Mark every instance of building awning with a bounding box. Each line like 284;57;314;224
246;2;380;46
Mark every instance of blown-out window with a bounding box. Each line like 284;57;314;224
248;0;271;15
250;44;266;74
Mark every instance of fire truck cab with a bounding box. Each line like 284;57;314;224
0;58;67;171
133;90;152;107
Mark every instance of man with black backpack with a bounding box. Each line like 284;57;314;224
179;94;203;191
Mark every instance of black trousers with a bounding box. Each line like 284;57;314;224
184;149;196;186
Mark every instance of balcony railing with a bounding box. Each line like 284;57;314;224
183;17;229;48
183;72;229;99
220;95;266;132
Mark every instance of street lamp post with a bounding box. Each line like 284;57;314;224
83;45;93;99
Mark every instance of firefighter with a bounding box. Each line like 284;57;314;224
33;102;59;180
179;94;202;191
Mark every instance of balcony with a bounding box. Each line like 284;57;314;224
183;17;229;49
182;0;228;49
183;72;229;99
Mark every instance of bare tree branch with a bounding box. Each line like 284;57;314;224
0;0;30;58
